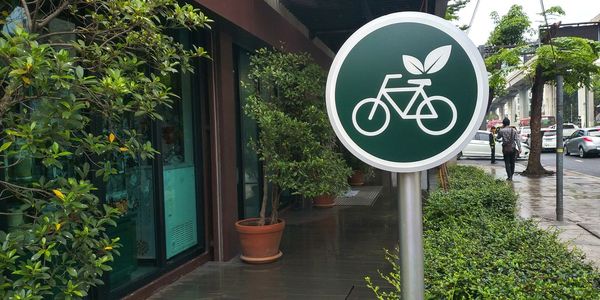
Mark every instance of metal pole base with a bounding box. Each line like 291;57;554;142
397;172;424;300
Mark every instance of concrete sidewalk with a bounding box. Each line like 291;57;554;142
461;160;600;269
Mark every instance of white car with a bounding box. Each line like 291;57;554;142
519;126;531;145
548;123;580;138
542;129;557;151
459;130;530;160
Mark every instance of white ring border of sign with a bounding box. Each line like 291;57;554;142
326;11;489;173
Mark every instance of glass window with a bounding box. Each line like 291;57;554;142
105;117;159;290
236;48;262;219
160;30;201;259
588;129;600;137
475;133;488;141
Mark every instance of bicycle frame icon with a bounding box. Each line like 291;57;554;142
351;45;457;136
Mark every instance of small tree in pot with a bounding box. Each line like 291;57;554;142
342;148;375;186
236;48;350;263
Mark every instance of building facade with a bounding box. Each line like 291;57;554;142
0;0;449;298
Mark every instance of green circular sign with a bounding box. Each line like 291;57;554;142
326;12;488;173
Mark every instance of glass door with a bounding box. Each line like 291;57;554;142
105;116;159;290
160;30;201;259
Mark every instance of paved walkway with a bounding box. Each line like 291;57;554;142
149;185;396;299
147;162;599;299
461;159;600;269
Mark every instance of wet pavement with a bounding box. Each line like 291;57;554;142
461;159;600;269
147;162;599;299
148;184;397;299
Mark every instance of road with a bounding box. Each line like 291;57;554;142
532;152;600;177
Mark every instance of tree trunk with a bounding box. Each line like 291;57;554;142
270;184;280;225
258;165;268;226
523;65;551;176
486;87;495;115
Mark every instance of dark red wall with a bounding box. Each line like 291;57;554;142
196;0;332;68
197;0;333;261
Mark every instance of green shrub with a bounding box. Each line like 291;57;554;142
0;1;211;298
366;165;600;299
244;48;351;225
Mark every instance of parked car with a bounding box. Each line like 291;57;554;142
564;128;600;158
542;129;557;151
459;130;530;160
519;126;531;145
548;123;580;138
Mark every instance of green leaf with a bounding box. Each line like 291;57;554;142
0;141;12;152
67;267;78;277
76;66;84;79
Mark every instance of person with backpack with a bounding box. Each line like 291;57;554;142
496;118;521;180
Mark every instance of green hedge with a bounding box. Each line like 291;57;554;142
366;165;600;299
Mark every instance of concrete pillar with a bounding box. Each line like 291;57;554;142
510;95;517;124
589;89;595;127
578;87;595;127
519;88;530;119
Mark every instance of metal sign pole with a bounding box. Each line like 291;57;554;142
397;172;424;300
556;75;564;221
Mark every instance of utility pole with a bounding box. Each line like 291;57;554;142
556;75;564;221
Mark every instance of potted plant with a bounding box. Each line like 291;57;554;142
301;151;352;208
342;147;374;186
235;48;350;263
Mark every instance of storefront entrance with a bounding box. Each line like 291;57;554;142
99;29;210;299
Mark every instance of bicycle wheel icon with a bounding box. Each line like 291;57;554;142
415;96;457;136
352;95;457;136
352;98;391;136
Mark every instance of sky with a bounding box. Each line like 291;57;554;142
455;0;600;46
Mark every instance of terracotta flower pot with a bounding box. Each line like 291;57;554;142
235;218;285;264
313;194;336;208
348;170;365;186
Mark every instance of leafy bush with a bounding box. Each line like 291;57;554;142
244;48;351;224
0;1;210;298
366;165;600;299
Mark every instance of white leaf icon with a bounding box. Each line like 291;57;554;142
402;55;425;75
424;45;452;74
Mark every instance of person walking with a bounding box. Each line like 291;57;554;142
489;127;497;164
497;118;521;180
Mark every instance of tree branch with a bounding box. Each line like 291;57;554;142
0;180;50;195
20;0;33;31
31;0;45;32
37;0;70;29
38;30;83;40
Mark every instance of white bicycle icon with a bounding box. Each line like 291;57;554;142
352;74;457;136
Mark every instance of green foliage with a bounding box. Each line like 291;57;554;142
484;5;531;97
535;37;600;93
0;0;211;298
366;166;600;299
540;6;566;23
245;48;351;220
341;147;374;180
487;5;531;47
485;47;524;96
444;0;470;30
444;0;469;21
